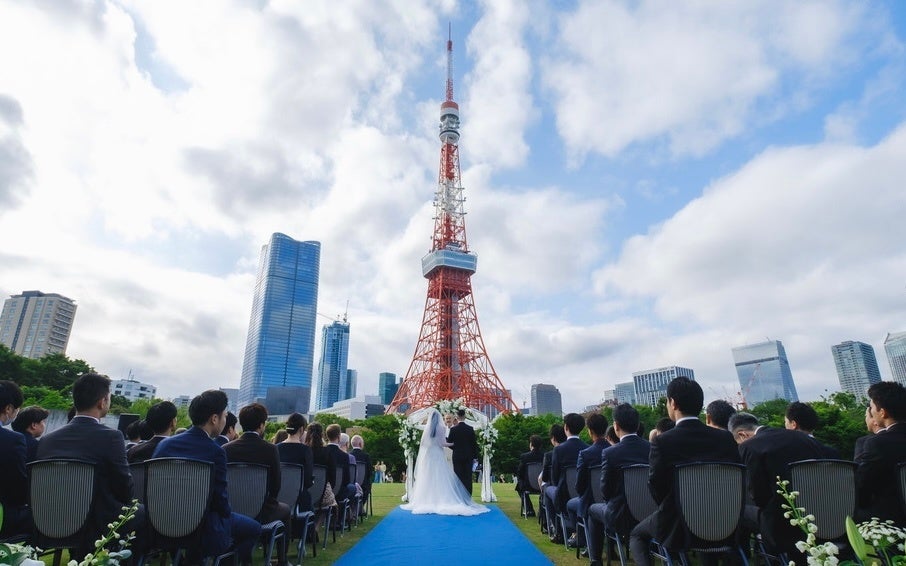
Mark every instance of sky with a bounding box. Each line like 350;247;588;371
1;0;904;413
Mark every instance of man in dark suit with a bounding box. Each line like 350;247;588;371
350;434;373;513
0;380;31;538
784;401;840;458
153;390;261;564
325;423;356;501
629;377;741;566
856;381;906;524
566;413;609;549
853;404;882;461
586;403;651;566
705;399;736;430
539;424;567;534
36;373;142;557
515;434;544;516
224;403;290;525
729;411;826;559
11;404;49;463
446;408;479;495
127;400;177;463
215;411;238;446
543;413;588;542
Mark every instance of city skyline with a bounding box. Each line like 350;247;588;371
2;4;905;413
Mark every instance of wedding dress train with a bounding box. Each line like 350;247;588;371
401;408;489;516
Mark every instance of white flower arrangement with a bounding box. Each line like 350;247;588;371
434;398;466;417
396;414;422;460
477;423;498;457
777;477;841;566
849;517;906;566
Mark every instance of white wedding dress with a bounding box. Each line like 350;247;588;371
401;408;489;516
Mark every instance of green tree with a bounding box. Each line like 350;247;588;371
311;413;355;431
20;385;71;410
491;413;561;474
108;394;133;415
22;353;92;391
358;414;405;475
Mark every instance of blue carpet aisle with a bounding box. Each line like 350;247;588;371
335;505;552;565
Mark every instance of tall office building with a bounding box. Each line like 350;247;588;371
378;372;399;405
632;366;695;407
732;340;799;407
238;233;320;413
530;383;562;416
315;319;351;411
0;291;77;359
345;369;357;400
885;331;906;386
832;341;882;399
615;381;636;405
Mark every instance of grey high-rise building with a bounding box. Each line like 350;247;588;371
315;319;351;410
632;366;695;407
885;331;906;386
378;372;399;405
615;381;636;405
0;291;77;359
238;233;320;413
345;369;357;400
732;340;799;407
530;383;562;416
832;340;882;399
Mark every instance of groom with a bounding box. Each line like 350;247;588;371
446;408;479;495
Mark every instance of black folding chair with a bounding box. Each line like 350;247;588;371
898;462;906;519
606;464;657;566
522;461;543;519
331;466;351;538
309;465;334;551
277;462;313;563
28;459;95;566
129;462;146;506
556;466;580;549
575;464;604;558
789;460;856;543
226;462;286;566
354;461;368;522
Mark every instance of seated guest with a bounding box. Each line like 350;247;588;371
215;411;238;446
566;413;609;549
277;413;314;510
647;417;674;442
784;401;840;458
729;411;825;561
543;413;588;542
604;425;619;446
127;401;178;463
124;419;144;450
224;403;291;526
306;423;336;505
153;390;261;564
11;404;49;462
515;434;544;517
272;429;288;444
854;404;882;461
629;377;740;566
587;403;650;566
325;424;356;503
856;381;906;524
705;399;736;430
36;373;144;558
339;433;362;521
350;434;373;514
0;380;31;538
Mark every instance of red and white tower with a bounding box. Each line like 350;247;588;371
387;32;518;417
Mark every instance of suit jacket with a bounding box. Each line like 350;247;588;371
551;436;588;510
127;436;166;463
350;447;372;493
0;427;28;508
325;444;351;493
853;433;873;462
23;434;40;463
600;434;650;534
540;450;554;487
575;439;609;514
215;435;230;446
153;426;234;556
224;432;282;519
648;418;740;549
739;427;826;553
446;421;478;463
36;416;134;542
311;444;337;495
516;448;544;493
857;422;906;524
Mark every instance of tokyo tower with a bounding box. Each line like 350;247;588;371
387;30;518;417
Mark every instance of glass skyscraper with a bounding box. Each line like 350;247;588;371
832;340;881;399
315;319;350;410
732;340;799;407
530;383;563;416
378;372;399;405
884;331;906;386
632;366;695;407
238;233;320;413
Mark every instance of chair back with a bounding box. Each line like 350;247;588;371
29;459;95;542
526;462;543;492
589;464;605;504
277;462;304;509
226;462;269;519
622;464;657;521
334;466;349;502
788;459;856;541
129;462;146;505
675;462;745;544
355;462;367;486
564;466;579;499
145;458;213;539
899;462;906;518
309;464;329;509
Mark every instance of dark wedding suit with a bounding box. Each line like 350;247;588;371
153;426;261;560
351;446;373;503
586;434;651;563
224;431;291;524
853;433;873;462
447;420;479;495
126;435;166;463
22;433;40;463
629;418;740;566
543;436;588;536
738;427;826;556
856;422;906;524
325;443;355;501
515;447;544;515
36;415;140;555
566;438;608;542
0;426;30;537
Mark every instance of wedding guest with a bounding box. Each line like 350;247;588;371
705;399;736;430
215;411;238;446
127;400;177;463
566;413;608;549
854;404;882;461
543;413;588;543
339;432;362;523
11;404;49;462
784;402;840;458
278;413;314;510
124;419;144;449
515;434;544;517
0;380;31;538
351;435;373;514
273;429;288;444
326;425;356;503
306;423;337;508
604;425;619;446
856;381;906;524
647;417;674;442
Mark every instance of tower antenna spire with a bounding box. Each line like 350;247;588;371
446;23;454;102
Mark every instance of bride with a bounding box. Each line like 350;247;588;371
401;408;489;516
